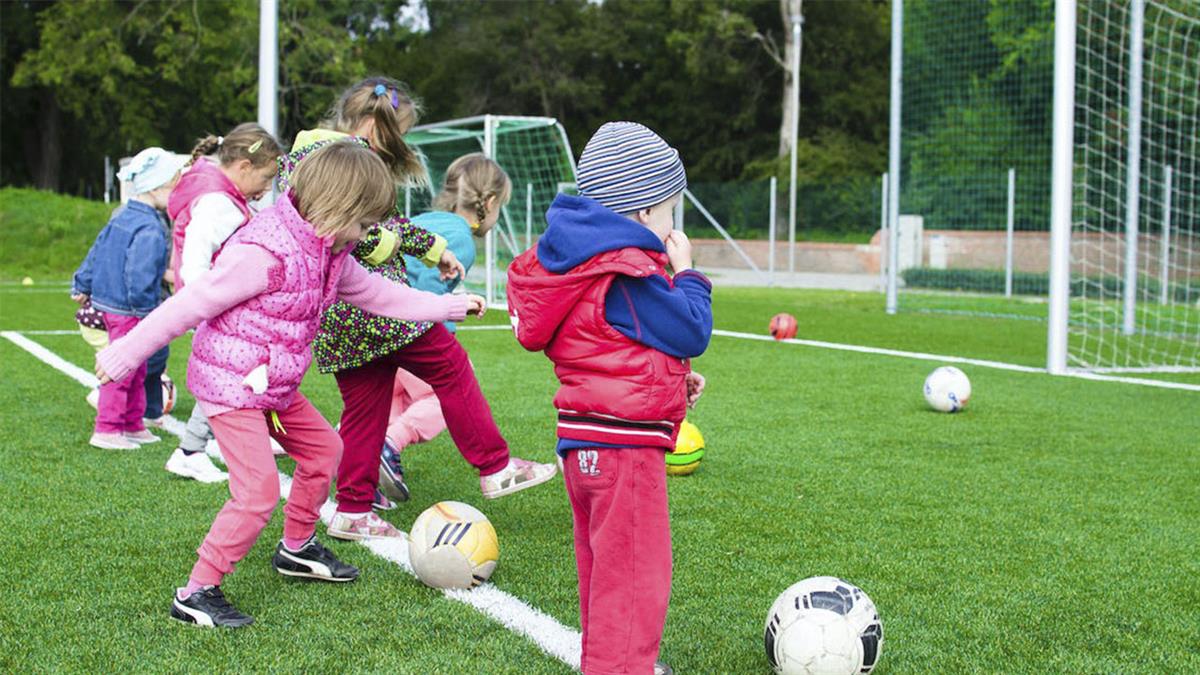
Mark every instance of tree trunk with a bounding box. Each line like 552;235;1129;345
30;88;62;191
778;0;803;158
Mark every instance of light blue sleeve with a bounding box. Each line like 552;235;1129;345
403;213;477;333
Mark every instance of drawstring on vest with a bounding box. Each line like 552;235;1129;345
270;410;287;435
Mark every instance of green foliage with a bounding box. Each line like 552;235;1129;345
0;187;115;281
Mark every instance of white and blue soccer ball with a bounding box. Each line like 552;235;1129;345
764;576;884;675
923;366;972;413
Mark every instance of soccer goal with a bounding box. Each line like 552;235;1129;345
404;115;577;305
885;0;1198;381
1047;0;1199;377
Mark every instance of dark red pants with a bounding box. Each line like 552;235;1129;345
564;446;673;675
333;324;509;513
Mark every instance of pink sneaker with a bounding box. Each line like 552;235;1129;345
327;511;404;541
480;457;557;499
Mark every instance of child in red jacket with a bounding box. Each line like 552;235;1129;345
507;122;712;675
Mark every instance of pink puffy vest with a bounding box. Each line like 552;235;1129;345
166;158;250;289
186;192;351;410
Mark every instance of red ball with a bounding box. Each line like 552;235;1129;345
769;313;798;341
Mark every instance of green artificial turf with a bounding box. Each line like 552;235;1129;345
1;287;1196;673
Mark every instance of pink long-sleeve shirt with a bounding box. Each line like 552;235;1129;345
97;243;468;415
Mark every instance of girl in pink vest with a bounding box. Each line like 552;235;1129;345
96;142;486;629
164;123;283;485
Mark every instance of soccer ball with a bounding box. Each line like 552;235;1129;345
408;501;499;590
770;313;799;340
923;366;971;412
764;576;884;675
666;420;705;476
160;374;176;415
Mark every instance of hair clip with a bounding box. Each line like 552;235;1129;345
374;84;387;97
390;89;400;110
248;139;263;154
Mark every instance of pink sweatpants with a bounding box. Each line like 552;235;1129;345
188;393;341;587
563;447;673;675
386;368;447;451
95;313;146;434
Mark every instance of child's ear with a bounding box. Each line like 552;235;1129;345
633;208;653;225
486;195;500;212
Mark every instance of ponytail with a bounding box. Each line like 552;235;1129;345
328;76;429;187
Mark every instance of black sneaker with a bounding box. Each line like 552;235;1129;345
170;586;254;628
378;440;410;503
271;537;359;582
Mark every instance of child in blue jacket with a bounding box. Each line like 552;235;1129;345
72;147;187;450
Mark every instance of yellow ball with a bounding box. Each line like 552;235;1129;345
666;420;705;476
408;501;499;589
21;277;33;286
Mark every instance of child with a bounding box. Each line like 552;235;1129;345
72;147;188;450
164;123;283;484
280;77;555;542
95;141;486;628
506;122;713;675
377;153;511;503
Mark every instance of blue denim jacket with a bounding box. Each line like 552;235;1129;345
72;200;170;317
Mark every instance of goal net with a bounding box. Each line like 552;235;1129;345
404;115;577;304
1068;0;1200;374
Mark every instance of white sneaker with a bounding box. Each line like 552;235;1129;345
165;447;229;483
86;388;99;409
143;416;165;429
125;429;160;444
480;457;558;499
204;439;226;465
327;510;404;541
90;432;139;450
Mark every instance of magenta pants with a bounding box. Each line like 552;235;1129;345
563;447;673;675
333;324;508;514
95;312;146;434
188;393;341;587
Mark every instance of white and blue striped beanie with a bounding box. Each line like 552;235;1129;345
576;122;687;214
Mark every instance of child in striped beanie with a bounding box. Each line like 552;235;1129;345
507;121;713;675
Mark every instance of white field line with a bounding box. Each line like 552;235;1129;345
2;330;583;670
711;329;1200;392
4;329;81;335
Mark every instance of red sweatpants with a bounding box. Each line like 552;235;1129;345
188;393;341;587
563;447;672;675
333;324;509;513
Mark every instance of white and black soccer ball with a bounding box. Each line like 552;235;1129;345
764;576;884;675
923;365;971;413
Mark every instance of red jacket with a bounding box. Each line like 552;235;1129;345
166;158;250;290
507;245;689;449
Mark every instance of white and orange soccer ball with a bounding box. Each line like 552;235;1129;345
408;501;499;590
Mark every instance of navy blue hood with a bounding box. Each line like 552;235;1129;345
537;194;665;273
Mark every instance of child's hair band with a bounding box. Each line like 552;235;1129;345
217;136;224;146
372;83;400;111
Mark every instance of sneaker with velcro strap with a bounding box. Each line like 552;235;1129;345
170;586;254;628
271;537;359;582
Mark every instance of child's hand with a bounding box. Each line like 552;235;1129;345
95;359;113;386
665;230;693;273
439;249;466;281
464;294;487;317
685;371;706;408
71;293;89;305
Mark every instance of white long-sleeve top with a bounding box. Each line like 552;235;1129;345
178;193;246;286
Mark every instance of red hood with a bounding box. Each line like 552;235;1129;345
507;245;667;352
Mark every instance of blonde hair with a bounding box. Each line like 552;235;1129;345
190;123;282;169
432;153;512;227
289;141;395;238
326;76;428;187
